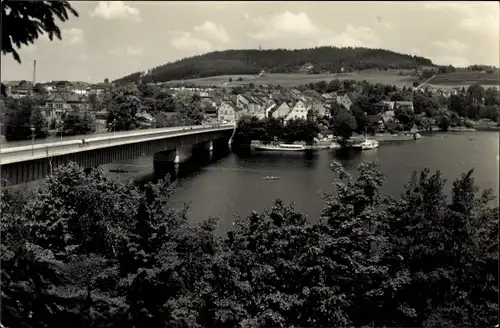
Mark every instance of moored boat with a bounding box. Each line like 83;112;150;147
353;139;379;150
329;141;342;149
255;143;306;151
263;176;280;180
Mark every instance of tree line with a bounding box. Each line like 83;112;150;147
300;79;500;135
1;161;497;328
103;83;204;131
0;83;206;141
233;116;321;146
113;47;434;85
230;78;500;146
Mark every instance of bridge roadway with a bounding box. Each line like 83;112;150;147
0;124;235;185
0;124;232;149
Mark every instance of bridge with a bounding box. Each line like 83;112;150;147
0;124;235;185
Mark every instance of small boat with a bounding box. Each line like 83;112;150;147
109;169;128;173
414;133;421;140
255;143;306;151
263;176;280;180
353;139;379;150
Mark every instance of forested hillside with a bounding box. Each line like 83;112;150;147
114;46;434;85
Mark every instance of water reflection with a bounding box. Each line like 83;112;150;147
144;148;231;185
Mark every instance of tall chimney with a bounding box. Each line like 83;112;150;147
33;60;37;85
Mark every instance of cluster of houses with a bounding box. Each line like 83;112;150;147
216;90;335;123
5;80;455;132
213;88;417;128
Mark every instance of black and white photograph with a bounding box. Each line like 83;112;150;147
1;1;499;327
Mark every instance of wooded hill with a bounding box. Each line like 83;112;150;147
113;46;434;85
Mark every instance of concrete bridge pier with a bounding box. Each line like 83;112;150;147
154;139;228;165
153;146;192;165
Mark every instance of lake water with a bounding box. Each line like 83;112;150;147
96;131;498;236
16;131;499;236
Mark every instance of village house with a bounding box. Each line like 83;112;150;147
336;93;353;111
43;92;91;121
367;114;385;132
8;83;33;98
72;86;91;96
91;83;112;96
394;101;414;112
321;93;336;101
235;94;250;111
236;94;267;116
270;92;286;104
378;100;395;111
217;100;241;123
288;89;302;99
266;102;291;120
312;102;330;118
298;62;314;73
285;100;309;121
302;89;324;102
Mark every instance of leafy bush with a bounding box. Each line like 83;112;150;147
5;98;48;141
1;161;497;328
61;111;96;136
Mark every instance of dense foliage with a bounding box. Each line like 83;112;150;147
113;47;434;84
1;161;497;327
1;1;78;97
302;78;500;135
104;83;205;131
4;97;49;141
60;111;96;136
233;116;321;146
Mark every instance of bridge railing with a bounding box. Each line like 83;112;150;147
0;124;235;165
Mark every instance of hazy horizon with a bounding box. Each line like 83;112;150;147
2;1;499;83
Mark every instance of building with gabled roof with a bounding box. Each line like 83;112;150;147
217;100;241;123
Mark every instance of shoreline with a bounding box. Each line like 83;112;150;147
249;127;498;151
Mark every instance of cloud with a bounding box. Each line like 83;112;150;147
126;46;143;56
106;49;119;57
170;31;212;53
91;1;141;22
424;3;499;36
432;39;467;53
170;21;231;53
194;21;230;43
249;11;319;40
248;11;380;48
62;28;84;45
317;25;381;48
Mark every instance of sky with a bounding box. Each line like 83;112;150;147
2;1;499;83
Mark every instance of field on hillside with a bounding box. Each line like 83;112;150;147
165;70;500;89
165;71;418;88
430;71;499;86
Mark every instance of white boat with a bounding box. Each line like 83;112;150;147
263;176;280;180
254;143;306;151
353;139;379;150
329;141;342;149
